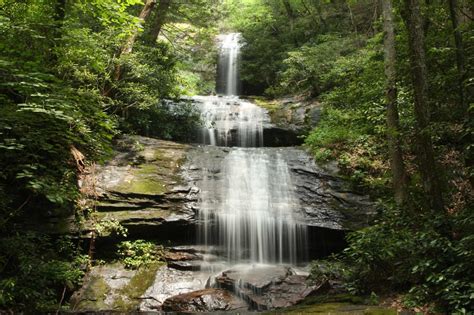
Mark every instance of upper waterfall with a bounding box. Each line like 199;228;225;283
216;33;241;96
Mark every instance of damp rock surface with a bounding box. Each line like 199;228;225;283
162;288;248;312
81;136;198;237
215;264;328;310
70;262;162;311
139;265;212;311
186;145;374;231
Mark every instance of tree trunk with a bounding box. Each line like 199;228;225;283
146;0;171;45
381;0;408;205
403;0;444;212
346;0;358;34
448;0;466;111
50;0;67;64
113;0;157;82
54;0;67;24
282;0;299;46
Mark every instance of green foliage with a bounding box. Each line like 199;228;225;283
309;259;347;283
0;61;115;217
275;35;360;97
93;218;128;237
0;0;216;311
0;233;88;311
225;0;375;95
341;207;474;313
120;99;201;141
117;240;164;269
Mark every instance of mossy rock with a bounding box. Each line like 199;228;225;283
113;164;167;195
72;275;111;310
72;262;164;311
113;262;162;310
267;294;397;315
279;303;397;314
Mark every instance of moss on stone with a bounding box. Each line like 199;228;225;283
267;294;397;315
75;275;110;310
281;303;396;314
113;262;163;310
253;98;294;127
96;209;169;223
114;164;166;195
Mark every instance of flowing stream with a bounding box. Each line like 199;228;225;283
194;34;308;265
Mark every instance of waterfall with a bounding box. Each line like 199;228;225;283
216;33;241;96
194;96;267;147
197;148;307;264
194;33;307;265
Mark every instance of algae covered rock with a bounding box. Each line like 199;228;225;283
70;262;161;311
81;136;199;237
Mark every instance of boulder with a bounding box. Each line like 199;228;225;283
162;288;247;312
164;251;201;262
139;266;211;311
167;261;201;271
215;265;328;310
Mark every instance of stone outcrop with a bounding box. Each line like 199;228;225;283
70;262;162;311
81;136;199;238
249;97;321;134
215;265;328;311
162;288;248;312
185;146;374;231
71;135;375;313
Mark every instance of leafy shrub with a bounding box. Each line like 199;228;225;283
120;99;201;141
276;35;360;97
0;233;88;311
341;208;474;313
117;240;164;269
309;259;347;283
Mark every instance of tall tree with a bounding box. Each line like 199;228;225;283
403;0;444;212
113;0;157;82
448;0;466;111
381;0;408;205
146;0;171;45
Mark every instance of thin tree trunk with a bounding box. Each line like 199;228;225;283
54;0;67;24
346;0;358;34
50;0;67;64
448;0;466;111
403;0;444;212
113;0;157;81
146;0;171;45
381;0;408;205
282;0;299;46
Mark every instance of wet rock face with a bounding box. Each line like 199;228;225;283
139;265;211;311
248;97;322;134
215;265;328;311
70;263;162;311
162;288;248;312
81;136;199;239
185;146;374;231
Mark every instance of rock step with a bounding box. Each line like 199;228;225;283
215;265;328;311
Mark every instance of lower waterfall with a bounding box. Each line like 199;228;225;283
196;147;308;264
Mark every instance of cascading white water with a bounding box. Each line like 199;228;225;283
217;33;241;96
194;33;307;265
194;96;267;147
197;148;307;264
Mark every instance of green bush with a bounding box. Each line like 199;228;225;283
276;35;360;97
341;208;474;313
120;99;201;141
117;240;164;269
0;233;88;311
